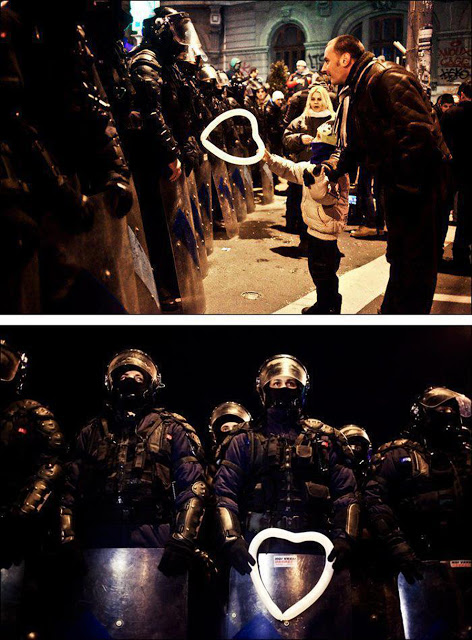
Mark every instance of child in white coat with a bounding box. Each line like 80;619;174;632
264;120;349;313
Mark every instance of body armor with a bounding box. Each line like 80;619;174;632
370;438;471;558
216;419;356;536
64;407;207;547
1;399;65;518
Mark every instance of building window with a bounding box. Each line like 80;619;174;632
272;24;306;71
370;15;403;60
351;22;363;42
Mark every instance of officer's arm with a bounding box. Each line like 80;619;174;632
329;454;360;541
17;405;66;517
170;423;208;547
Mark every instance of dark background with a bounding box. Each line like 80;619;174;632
3;325;471;450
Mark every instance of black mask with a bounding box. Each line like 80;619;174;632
265;387;301;412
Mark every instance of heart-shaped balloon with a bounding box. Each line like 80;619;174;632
200;108;266;166
248;527;334;622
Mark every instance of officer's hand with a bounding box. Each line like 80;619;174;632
225;537;256;575
391;542;423;585
104;182;133;218
168;158;182;183
263;149;271;163
327;537;352;571
159;537;195;577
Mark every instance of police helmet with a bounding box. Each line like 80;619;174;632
104;348;164;398
0;339;28;395
409;386;466;441
209;401;252;443
143;6;207;64
256;354;310;408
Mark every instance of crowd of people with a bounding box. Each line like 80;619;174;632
1;339;470;638
1;2;469;316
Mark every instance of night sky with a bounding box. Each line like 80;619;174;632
2;325;471;451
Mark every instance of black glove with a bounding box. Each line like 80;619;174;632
225;537;256;575
303;165;324;187
159;536;195;577
391;542;423;584
327;537;352;571
303;168;316;187
104;181;133;219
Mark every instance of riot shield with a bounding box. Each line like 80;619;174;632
260;160;275;205
223;553;351;639
227;162;248;223
126;177;161;314
210;157;239;239
1;562;25;639
398;559;472;640
241;164;256;213
159;172;206;314
40;191;141;314
194;156;214;255
186;170;209;278
68;548;188;640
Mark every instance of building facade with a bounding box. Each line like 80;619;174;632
156;0;470;97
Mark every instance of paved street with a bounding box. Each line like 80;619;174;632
204;184;471;315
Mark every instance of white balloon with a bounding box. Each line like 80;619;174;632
248;527;334;622
200;108;266;166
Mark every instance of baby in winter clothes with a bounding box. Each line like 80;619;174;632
263;119;349;314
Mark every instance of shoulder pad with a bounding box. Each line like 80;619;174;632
215;422;253;459
130;50;161;72
377;438;423;455
301;418;324;431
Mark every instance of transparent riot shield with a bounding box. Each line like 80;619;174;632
260;161;275;205
223;553;351;640
227;162;248;223
1;562;25;639
186;170;209;278
68;549;188;640
398;559;472;640
159;172;206;314
241;164;256;213
210;157;239;239
40;191;141;314
126;177;161;314
194;156;214;255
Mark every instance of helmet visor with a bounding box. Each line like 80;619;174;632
168;13;208;62
107;350;159;389
0;344;21;383
258;355;308;391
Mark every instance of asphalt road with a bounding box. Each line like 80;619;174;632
203;185;471;315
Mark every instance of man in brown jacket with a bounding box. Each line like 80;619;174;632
321;36;450;314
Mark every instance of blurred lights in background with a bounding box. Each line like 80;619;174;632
130;1;160;37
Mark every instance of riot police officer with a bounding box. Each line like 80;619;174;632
366;387;471;638
213;354;359;575
1;339;66;569
340;424;372;489
340;424;406;640
369;386;471;560
128;7;208;312
1;339;66;638
62;349;208;577
1;1;135;313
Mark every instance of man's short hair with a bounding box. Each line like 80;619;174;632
331;35;365;61
458;82;472;99
250;67;258;74
437;93;454;105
